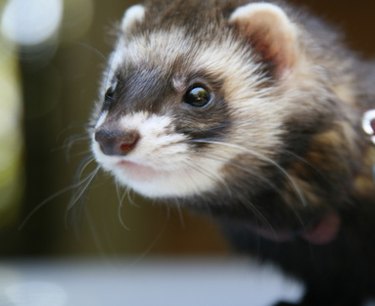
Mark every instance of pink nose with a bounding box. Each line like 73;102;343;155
95;128;140;156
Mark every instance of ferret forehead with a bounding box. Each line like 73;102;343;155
113;27;254;82
122;29;195;67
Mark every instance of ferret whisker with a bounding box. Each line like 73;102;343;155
197;152;283;195
115;181;128;205
182;158;234;198
179;162;209;197
191;155;232;196
190;139;307;209
77;42;107;62
52;134;89;153
117;202;130;231
241;200;276;235
64;134;90;146
174;201;186;229
68;150;93;158
83;203;107;256
182;158;273;231
130;211;170;266
18;165;98;231
125;187;140;208
196;151;303;224
54;133;91;162
65;165;100;229
67;166;100;212
64;156;96;230
77;156;97;180
56;124;90;141
18;186;75;230
195;151;303;225
188;139;307;228
281;149;313;168
115;182;130;231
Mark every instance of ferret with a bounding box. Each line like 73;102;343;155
90;1;375;305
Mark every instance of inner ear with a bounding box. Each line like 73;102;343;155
229;3;299;78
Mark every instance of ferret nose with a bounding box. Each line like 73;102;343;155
94;128;140;156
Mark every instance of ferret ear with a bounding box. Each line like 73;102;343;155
229;3;299;78
121;4;145;32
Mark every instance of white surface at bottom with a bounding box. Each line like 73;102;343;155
0;258;301;306
0;258;372;306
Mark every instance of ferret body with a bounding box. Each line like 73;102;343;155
91;1;375;305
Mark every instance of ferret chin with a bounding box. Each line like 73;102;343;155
90;1;375;305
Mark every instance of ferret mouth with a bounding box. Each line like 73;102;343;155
116;160;161;180
251;211;341;245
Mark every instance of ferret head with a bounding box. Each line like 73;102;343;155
91;0;334;202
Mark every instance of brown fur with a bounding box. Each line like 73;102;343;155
92;1;375;305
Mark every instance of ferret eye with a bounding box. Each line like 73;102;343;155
104;87;115;101
183;86;211;107
103;86;115;109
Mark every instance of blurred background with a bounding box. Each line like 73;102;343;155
0;0;375;259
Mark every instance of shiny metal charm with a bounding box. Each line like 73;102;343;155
362;109;375;144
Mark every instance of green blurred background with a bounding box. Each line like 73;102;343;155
0;0;374;258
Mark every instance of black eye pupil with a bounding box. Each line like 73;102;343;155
105;87;114;101
103;87;115;109
184;86;211;107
